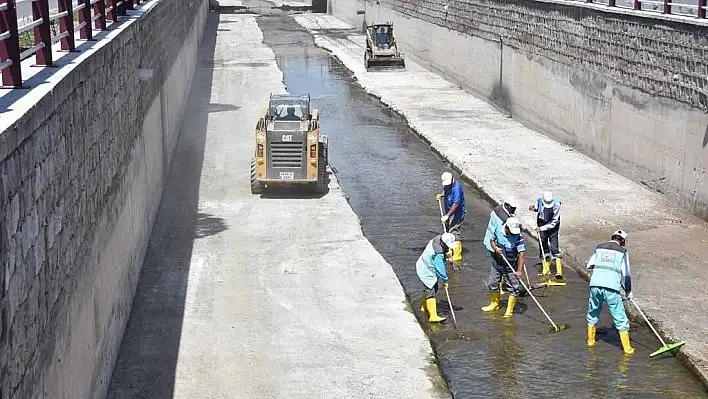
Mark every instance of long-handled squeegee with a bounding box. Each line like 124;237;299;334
629;298;686;358
500;253;570;333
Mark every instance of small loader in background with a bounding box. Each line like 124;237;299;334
250;93;329;194
364;23;405;71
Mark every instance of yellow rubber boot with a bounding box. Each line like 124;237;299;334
545;258;567;286
587;325;596;347
503;295;517;318
555;258;564;279
619;331;635;355
452;241;462;263
420;293;427;312
481;291;501;312
541;259;551;276
426;298;446;323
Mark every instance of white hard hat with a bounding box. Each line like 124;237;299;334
504;217;521;235
441;172;453;186
503;198;518;209
612;230;627;240
542;191;554;208
441;232;457;248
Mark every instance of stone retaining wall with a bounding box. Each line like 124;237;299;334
0;0;208;397
332;0;708;219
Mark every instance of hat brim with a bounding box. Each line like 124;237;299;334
508;227;521;234
443;238;457;247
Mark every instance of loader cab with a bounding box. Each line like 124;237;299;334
269;97;309;122
251;93;328;194
374;25;391;48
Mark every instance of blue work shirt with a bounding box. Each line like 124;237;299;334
492;228;525;263
444;181;466;221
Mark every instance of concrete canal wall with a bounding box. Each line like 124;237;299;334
328;0;708;221
0;0;208;397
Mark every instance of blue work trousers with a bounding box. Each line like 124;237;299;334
539;227;560;259
586;286;629;332
486;251;521;297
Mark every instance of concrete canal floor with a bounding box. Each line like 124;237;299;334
104;3;708;399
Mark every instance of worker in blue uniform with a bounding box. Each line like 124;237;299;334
585;229;635;355
417;232;457;323
528;191;566;286
436;172;466;262
483;199;517;299
482;217;526;318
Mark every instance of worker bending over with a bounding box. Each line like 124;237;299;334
585;230;635;355
529;191;566;286
417;232;457;323
436;172;466;262
482;217;525;318
483;199;517;296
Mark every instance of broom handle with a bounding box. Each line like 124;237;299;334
445;286;462;338
630;298;667;346
537;231;547;260
438;197;448;233
500;252;559;330
523;260;531;287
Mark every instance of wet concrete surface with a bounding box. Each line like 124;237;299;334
255;9;708;398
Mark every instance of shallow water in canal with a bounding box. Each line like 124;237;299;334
253;8;708;398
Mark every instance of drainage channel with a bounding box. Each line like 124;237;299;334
254;8;708;398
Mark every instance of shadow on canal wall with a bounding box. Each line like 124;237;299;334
105;11;222;399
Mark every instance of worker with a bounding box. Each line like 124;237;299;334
585;230;635;355
436;172;466;262
528;191;566;286
376;26;390;49
281;106;299;120
482;217;526;318
417;232;457;323
437;172;466;238
483;199;517;296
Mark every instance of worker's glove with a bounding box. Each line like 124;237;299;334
435;193;444;201
442;282;449;288
441;215;449;222
626;292;634;300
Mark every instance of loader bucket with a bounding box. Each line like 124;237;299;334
366;57;405;70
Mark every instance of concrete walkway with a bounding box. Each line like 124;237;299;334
107;9;449;399
293;14;708;386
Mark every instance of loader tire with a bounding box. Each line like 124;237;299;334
314;143;328;194
250;158;262;194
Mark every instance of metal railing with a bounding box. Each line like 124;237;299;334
563;0;708;19
0;0;144;88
